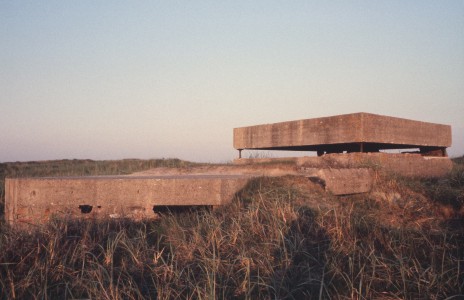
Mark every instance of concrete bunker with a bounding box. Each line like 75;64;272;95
4;112;453;227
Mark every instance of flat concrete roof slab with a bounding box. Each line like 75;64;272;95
234;113;451;151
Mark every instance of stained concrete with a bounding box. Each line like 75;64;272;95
234;113;451;154
305;168;374;195
5;175;252;226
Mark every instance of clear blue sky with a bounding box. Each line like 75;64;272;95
1;1;463;163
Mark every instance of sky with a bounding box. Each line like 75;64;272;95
1;1;463;163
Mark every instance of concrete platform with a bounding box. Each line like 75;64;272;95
5;175;252;226
234;113;451;155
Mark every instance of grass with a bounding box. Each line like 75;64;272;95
420;164;464;211
0;157;463;299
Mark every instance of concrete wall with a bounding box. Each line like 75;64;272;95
234;113;451;150
361;113;451;147
5;175;251;226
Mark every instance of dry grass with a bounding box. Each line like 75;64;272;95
0;158;463;299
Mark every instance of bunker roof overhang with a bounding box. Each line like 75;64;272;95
233;112;451;153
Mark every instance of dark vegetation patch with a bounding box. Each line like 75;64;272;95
0;158;463;299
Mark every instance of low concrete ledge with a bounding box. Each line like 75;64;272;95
5;175;252;226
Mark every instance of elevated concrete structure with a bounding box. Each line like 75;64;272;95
5;175;251;226
234;113;451;156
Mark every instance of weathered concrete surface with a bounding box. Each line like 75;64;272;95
5;165;377;226
305;168;374;195
234;113;451;154
131;164;374;195
5;175;251;226
235;153;453;178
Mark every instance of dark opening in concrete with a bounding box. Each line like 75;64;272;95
78;205;93;214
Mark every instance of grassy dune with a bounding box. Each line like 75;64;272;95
0;158;463;299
